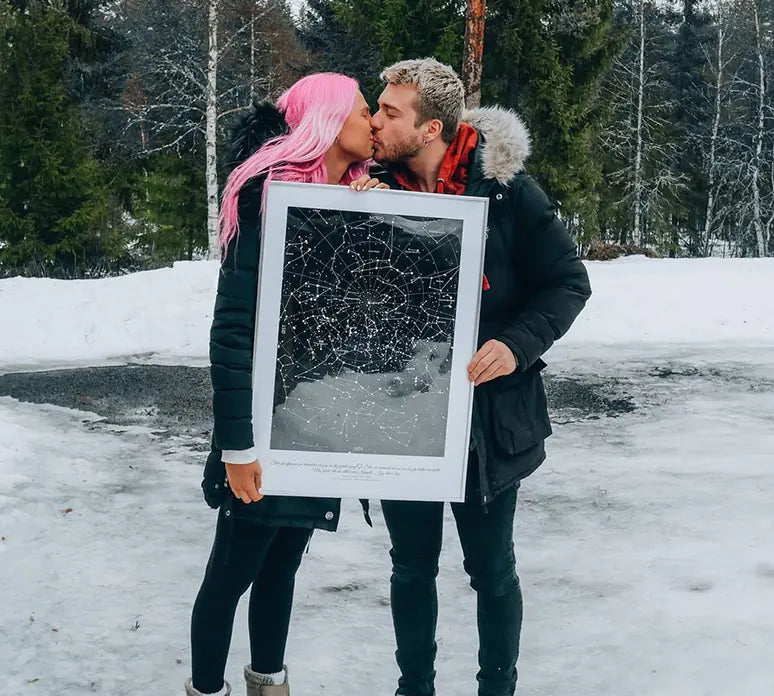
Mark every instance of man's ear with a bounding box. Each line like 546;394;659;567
424;118;444;143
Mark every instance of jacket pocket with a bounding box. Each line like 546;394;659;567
490;368;552;455
202;448;229;509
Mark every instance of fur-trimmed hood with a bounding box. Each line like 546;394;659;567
225;101;288;170
463;106;532;185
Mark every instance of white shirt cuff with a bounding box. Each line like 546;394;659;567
221;448;257;465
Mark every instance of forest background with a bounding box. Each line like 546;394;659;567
1;0;772;277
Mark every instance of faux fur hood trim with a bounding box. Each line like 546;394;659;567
226;101;288;170
463;106;532;184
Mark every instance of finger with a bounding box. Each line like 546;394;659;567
475;361;505;385
475;361;504;386
470;351;498;381
376;183;389;189
235;490;252;504
350;175;368;191
244;479;262;503
353;178;377;192
468;343;495;373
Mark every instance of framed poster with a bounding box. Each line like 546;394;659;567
253;181;488;502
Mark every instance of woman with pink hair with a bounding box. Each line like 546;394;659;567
186;73;383;696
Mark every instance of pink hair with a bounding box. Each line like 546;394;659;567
218;73;371;252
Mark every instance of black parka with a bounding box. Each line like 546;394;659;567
375;105;592;503
202;102;341;531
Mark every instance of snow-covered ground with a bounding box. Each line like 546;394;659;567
1;256;773;371
1;258;773;695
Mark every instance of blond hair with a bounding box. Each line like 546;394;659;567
380;58;465;143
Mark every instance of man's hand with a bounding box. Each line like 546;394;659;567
467;339;517;386
225;461;263;504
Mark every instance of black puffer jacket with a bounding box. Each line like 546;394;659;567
375;106;592;503
201;102;341;531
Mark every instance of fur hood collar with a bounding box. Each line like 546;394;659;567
226;101;287;169
463;106;532;184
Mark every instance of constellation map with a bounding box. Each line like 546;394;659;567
269;206;464;457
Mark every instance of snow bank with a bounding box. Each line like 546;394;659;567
571;256;774;346
1;257;772;370
0;261;219;370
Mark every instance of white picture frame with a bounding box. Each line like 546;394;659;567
252;181;488;502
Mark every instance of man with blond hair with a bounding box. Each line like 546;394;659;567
369;58;592;696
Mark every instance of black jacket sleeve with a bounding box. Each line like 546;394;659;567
209;182;262;451
496;176;592;371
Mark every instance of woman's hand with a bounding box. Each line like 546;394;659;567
349;174;389;191
225;461;264;503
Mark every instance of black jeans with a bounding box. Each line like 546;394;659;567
381;456;522;696
190;508;312;693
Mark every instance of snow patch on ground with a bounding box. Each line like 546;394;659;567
2;257;774;693
2;359;773;694
2;257;773;370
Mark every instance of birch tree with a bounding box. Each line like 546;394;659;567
599;0;684;249
715;0;774;257
750;0;768;256
98;0;300;259
633;0;646;245
206;0;219;258
701;0;735;255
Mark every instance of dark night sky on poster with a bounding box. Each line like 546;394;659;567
269;206;464;457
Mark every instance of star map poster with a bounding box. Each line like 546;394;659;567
252;181;488;501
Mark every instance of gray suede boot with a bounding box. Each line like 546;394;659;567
243;664;290;696
185;678;232;696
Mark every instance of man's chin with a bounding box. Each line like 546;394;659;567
373;149;405;165
373;142;422;164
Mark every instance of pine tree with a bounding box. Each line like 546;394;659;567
299;0;383;97
483;0;621;242
670;0;714;256
131;153;208;262
0;0;111;276
298;0;464;102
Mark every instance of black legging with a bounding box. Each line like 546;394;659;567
190;508;313;693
